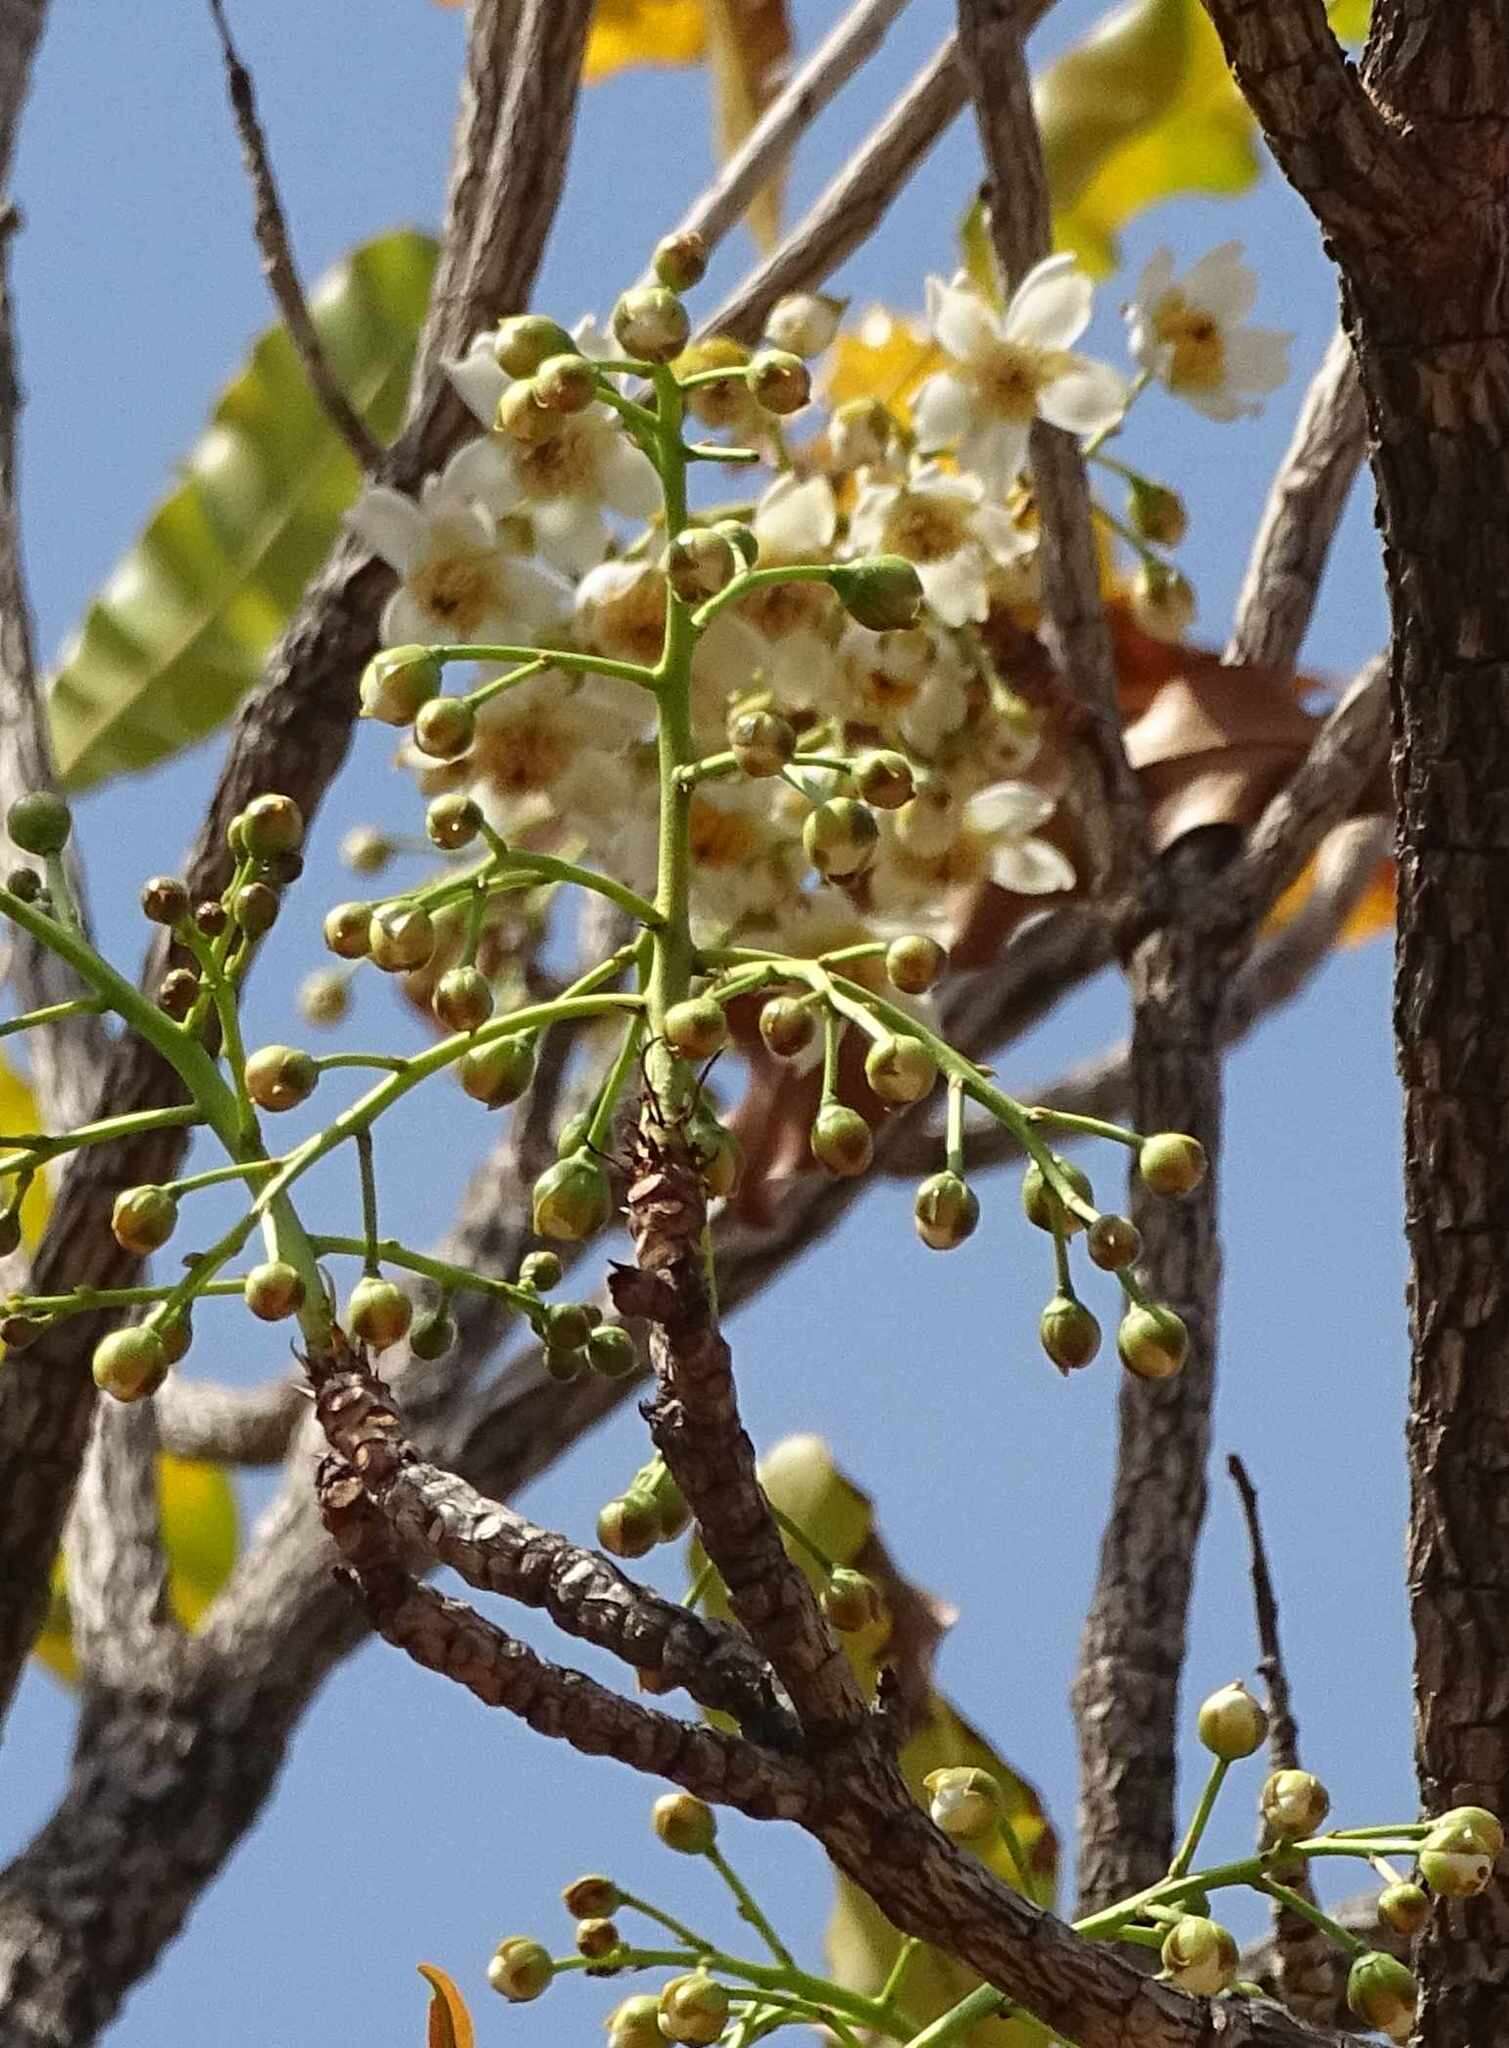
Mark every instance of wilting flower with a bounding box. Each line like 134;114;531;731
1125;244;1291;420
847;463;1029;628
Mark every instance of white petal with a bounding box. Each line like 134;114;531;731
421;499;498;556
1129;248;1175;318
969;780;1056;837
1004;254;1092;350
347;486;421;574
1038;356;1129;438
991;835;1076;895
847;480;897;555
918;548;989;628
971;500;1030;566
447;340;508;427
959;418;1030;497
381;587;437;646
441;435;521;515
572;314;617;364
598;433;661;519
1125;312;1171;380
926;275;1002;363
898;672;968;755
1224;326;1293;397
755;473;837;556
906;462;981;508
912;372;975;453
1183;241;1257;325
534;496;610;575
500;558;573;631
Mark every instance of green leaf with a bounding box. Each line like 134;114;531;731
1035;0;1261;277
48;229;438;793
958;194;1003;309
417;1963;476;2048
1327;0;1371;40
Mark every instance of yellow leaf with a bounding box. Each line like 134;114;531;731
702;0;793;251
1265;850;1394;950
0;1052;53;1247
1035;0;1261;277
585;0;707;81
418;1964;477;2048
1328;0;1371;41
33;1454;239;1684
823;309;943;428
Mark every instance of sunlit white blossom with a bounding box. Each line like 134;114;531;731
848;463;1028;628
966;780;1076;895
1126;245;1291;421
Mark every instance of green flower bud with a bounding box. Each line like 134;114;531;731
588;1323;638;1380
156;1312;193;1367
646;1464;690;1541
1346;1952;1417;2043
546;1302;593;1352
110;1184;178;1256
1378;1881;1431;1938
811;1103;873;1178
92;1326;168;1402
5;866;40;900
346;1275;413;1351
435;966;495;1034
244;1044;318;1113
728;707;796;778
1021;1155;1092;1235
606;1993;663;2048
243;1260;306;1323
1126;477;1189;547
487;1935;555;2002
460;1035;537;1109
658;1972;728;2047
1;1314;43;1350
534;351;598;414
1130;560;1196;645
822;1567;885;1634
230;879;280;938
545;1343;587;1384
1117;1303;1189;1382
299;968;351;1028
359;645;441;726
7;791;71;857
564;1874;621;1920
1086;1213;1141;1271
829;397;894;471
323;900;372;959
886;933;946;995
1419;1818;1497;1897
533;1150;612;1241
341;825;393;875
494;314;577;379
156;968;200;1020
664;996;729;1061
575;1916;621;1961
803;797;879;879
598;1494;659;1559
426;792;483;851
1039;1293;1101;1372
677;339;754;427
1160;1916;1238;1997
747;348;811;416
413;695;476;761
692;1118;744;1200
496;379;567;444
831;556;925;633
139;875;189;926
914;1170;980;1251
712;517;759;566
558;1111;592;1156
520;1248;563;1293
758;995;815;1059
241;792;304;858
924;1766;1000;1842
667;527;738;603
193;896;229;938
855;749;915;811
1197;1680;1269;1761
1260;1768;1331;1841
1432;1805;1505;1859
864;1033;937;1106
763;292;842;358
1138;1131;1208;1197
653;1792;717;1855
613;286;690;363
368;901;435;973
653;228;709;292
408;1306;457;1362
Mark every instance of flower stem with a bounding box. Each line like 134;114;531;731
1166;1757;1229;1881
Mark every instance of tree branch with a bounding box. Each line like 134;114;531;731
151;1373;306;1465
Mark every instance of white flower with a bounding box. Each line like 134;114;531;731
914;257;1127;492
348;457;569;648
1126;244;1292;421
965;780;1075;895
734;473;842;697
848;463;1028;628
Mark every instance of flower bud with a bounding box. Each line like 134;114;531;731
607;1993;663;2048
346;1275;413;1351
140;875;189;926
1195;1680;1268;1761
804;797;879;879
1;1313;42;1349
1039;1293;1101;1372
829;397;894;470
924;1766;1000;1842
1130;560;1196;644
487;1935;554;2002
1021;1155;1092;1236
111;1184;178;1256
194;896;229;938
433;966;493;1036
1346;1952;1417;2043
299;968;351;1027
1432;1805;1505;1859
545;1342;586;1384
92;1326;168;1402
534;351;598;414
613;286;690;364
564;1875;620;1920
811;1103;873;1178
678;340;754;428
320;903;369;961
664;996;728;1061
764;292;842;358
7;791;71;857
658;1973;728;2047
546;1302;593;1352
520;1248;563;1293
157;967;200;1019
413;695;475;760
1378;1881;1431;1938
598;1494;659;1558
244;1044;318;1113
1138;1131;1208;1197
886;933;946;995
1160;1916;1238;1996
914;1170;980;1250
342;826;393;875
588;1323;638;1380
1260;1768;1331;1840
1117;1303;1189;1381
496;379;567;444
759;995;815;1059
230;879;280;938
244;1259;306;1323
5;866;39;901
575;1917;621;1962
693;1117;744;1200
1086;1213;1141;1271
241;792;305;858
368;901;435;973
831;556;925;633
653;229;709;292
408;1305;457;1362
855;750;915;811
495;314;577;379
1127;477;1188;547
728;707;796;778
426;791;483;851
1419;1818;1497;1897
823;1567;885;1634
654;1792;717;1855
646;1464;689;1541
747;348;811;416
864;1033;937;1106
559;1112;592;1155
533;1150;612;1241
667;527;738;604
712;518;759;566
156;1313;193;1366
359;645;441;726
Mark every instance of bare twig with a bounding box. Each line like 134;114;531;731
1228;1454;1302;1769
206;0;384;472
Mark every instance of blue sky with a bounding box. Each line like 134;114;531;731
2;3;1400;2042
